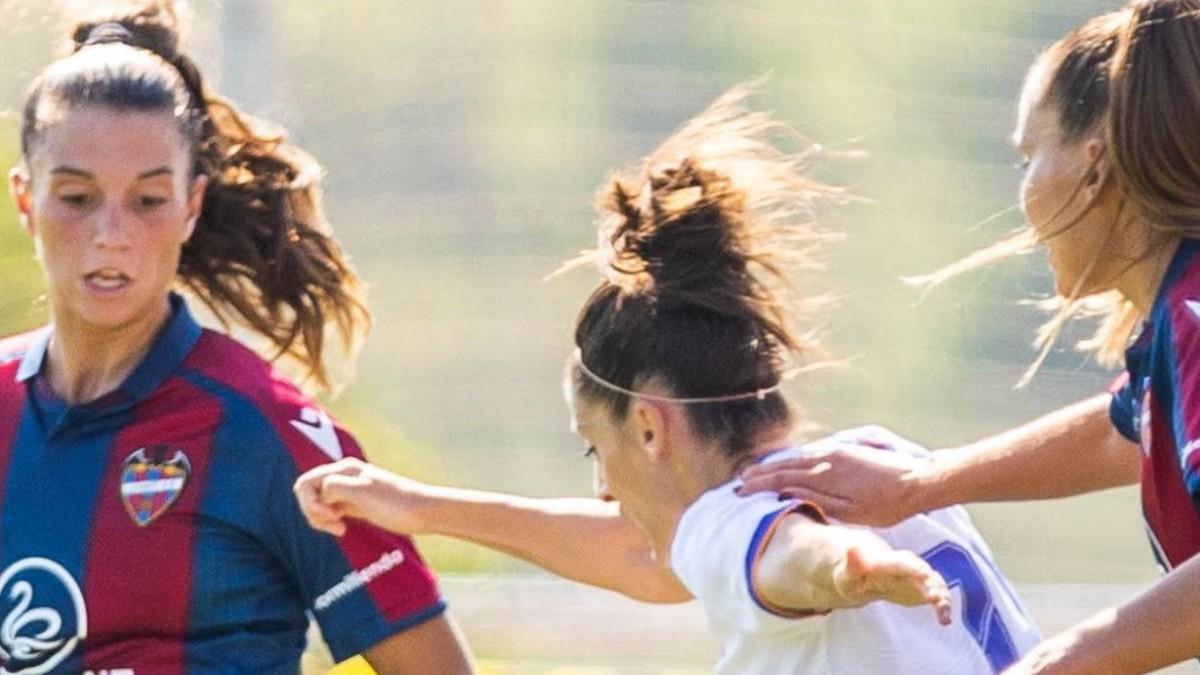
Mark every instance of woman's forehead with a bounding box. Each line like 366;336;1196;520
1013;97;1063;152
31;106;186;174
1014;56;1056;145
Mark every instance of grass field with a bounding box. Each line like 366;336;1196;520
307;576;1198;675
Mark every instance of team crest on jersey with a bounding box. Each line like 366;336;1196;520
0;557;87;674
119;446;191;527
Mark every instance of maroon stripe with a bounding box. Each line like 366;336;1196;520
0;362;25;562
82;376;221;672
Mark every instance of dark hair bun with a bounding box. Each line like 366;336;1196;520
71;1;182;61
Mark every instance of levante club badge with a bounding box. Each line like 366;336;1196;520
120;447;191;527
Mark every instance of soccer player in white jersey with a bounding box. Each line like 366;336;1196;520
294;84;1039;674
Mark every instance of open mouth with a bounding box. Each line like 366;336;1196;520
84;269;132;291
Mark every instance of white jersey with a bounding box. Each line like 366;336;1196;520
669;426;1040;675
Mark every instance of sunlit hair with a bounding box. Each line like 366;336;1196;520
19;0;370;392
562;82;838;459
914;1;1200;385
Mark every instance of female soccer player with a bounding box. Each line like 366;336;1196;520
738;1;1200;672
0;1;474;672
296;85;1041;674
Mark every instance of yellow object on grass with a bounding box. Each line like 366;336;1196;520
327;656;375;674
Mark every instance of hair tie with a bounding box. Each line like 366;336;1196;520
83;22;134;48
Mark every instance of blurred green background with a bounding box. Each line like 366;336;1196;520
0;0;1147;586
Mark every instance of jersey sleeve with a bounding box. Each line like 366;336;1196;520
670;486;828;636
265;410;445;662
1108;372;1139;444
1167;310;1200;496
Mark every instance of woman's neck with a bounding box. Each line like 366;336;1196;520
646;427;795;565
1115;235;1181;318
44;297;172;405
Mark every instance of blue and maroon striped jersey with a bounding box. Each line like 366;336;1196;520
0;295;445;674
1112;239;1200;570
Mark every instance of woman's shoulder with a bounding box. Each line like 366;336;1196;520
178;329;352;467
180;329;305;399
0;327;47;362
1160;240;1200;326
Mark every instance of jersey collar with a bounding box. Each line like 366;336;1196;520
15;293;203;405
1151;238;1200;320
14;328;51;383
118;293;203;401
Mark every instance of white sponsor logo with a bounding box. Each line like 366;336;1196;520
0;558;87;675
290;408;343;461
83;670;133;675
313;549;405;612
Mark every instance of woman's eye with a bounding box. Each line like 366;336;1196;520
1014;158;1031;171
136;195;169;209
59;193;95;208
583;445;597;459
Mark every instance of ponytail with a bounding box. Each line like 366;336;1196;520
23;0;369;391
1108;0;1200;230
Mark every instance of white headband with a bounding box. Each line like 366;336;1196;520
573;348;785;404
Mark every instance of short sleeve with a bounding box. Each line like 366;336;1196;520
1109;372;1139;444
266;416;445;662
670;485;828;636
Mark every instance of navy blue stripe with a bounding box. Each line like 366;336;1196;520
176;370;310;672
0;399;128;674
178;369;420;669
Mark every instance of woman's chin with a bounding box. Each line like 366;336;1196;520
66;295;160;333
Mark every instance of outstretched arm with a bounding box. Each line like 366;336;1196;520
1003;553;1200;674
295;458;691;603
755;512;951;622
739;394;1139;526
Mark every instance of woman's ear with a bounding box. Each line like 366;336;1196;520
1083;137;1111;201
632;399;670;463
10;167;33;234
183;174;208;241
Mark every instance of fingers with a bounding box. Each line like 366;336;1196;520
898;561;952;626
843;544;869;580
320;472;374;507
297;491;347;537
294;472;343;536
738;458;833;492
845;547;954;626
736;459;856;520
928;576;953;626
898;557;952;626
737;468;831;497
741;456;832;477
293;458;368;537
